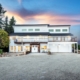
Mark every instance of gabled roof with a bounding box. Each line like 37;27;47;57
10;32;49;36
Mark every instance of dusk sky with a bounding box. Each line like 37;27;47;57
0;0;80;40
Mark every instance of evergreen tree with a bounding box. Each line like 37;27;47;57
0;4;6;29
4;16;9;33
9;16;16;34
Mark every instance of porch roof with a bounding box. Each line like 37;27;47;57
10;33;73;36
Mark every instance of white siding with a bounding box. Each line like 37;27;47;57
48;26;69;33
14;25;48;33
13;25;70;33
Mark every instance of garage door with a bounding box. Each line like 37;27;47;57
48;43;71;52
58;44;69;52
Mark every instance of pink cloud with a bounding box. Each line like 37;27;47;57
5;10;80;25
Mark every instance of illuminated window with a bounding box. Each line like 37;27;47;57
41;46;47;49
10;46;13;51
14;46;16;52
26;46;30;51
26;36;30;39
18;46;22;52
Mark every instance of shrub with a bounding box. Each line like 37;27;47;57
0;49;3;55
48;50;51;55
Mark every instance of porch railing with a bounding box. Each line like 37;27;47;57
14;37;77;43
14;38;48;42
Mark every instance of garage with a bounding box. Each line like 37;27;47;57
48;42;72;52
58;44;70;52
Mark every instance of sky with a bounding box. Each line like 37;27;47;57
0;0;80;41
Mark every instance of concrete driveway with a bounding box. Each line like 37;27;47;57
0;53;80;80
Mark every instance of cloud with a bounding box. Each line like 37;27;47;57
17;0;22;5
5;6;80;25
5;11;25;24
27;13;80;25
14;6;46;18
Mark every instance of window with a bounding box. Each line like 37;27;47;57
22;29;26;31
35;29;40;31
18;46;22;52
28;29;33;31
26;46;30;51
49;29;54;32
56;29;60;32
10;46;13;51
14;46;16;52
62;29;67;32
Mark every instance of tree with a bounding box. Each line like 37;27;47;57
0;29;9;48
4;16;9;33
0;4;6;29
9;16;16;34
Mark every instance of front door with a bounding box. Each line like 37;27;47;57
31;45;38;52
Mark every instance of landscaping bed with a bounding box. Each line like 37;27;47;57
0;52;25;58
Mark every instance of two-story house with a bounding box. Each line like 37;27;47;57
9;24;78;53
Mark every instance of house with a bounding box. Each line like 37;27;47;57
9;24;78;53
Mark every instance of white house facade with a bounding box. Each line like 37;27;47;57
9;24;78;53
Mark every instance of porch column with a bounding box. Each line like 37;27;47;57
74;43;75;53
77;43;78;54
22;37;23;52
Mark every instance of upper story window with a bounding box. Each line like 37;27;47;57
62;29;67;32
35;29;40;31
56;29;60;32
49;29;54;32
22;29;26;31
28;29;33;31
